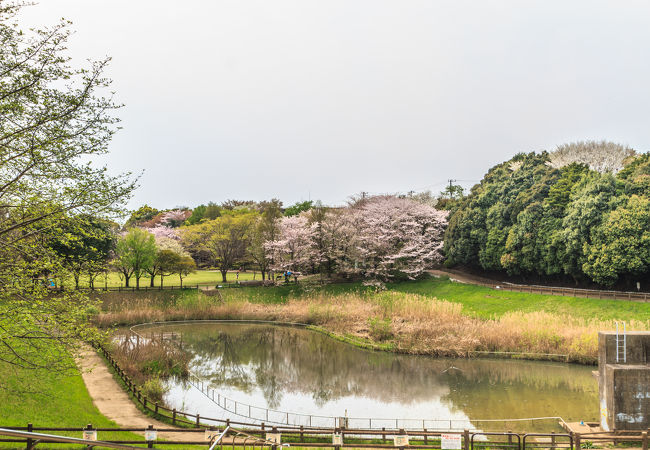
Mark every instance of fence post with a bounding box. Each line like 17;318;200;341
146;424;154;448
464;429;470;450
155;402;159;414
27;423;33;449
574;433;581;450
424;428;428;445
85;423;93;449
196;413;200;427
172;408;176;425
643;431;648;450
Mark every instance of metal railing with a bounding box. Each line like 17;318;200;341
4;424;650;450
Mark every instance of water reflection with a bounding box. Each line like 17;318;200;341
141;322;598;428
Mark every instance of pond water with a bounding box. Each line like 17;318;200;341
138;322;598;431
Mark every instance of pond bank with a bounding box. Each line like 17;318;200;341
91;281;649;364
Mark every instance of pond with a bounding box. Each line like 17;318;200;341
136;322;598;432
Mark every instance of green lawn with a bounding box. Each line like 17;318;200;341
0;351;203;449
0;354;147;448
390;276;650;321
73;269;266;289
223;275;650;322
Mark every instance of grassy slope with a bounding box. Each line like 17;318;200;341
0;363;118;427
0;356;205;449
227;276;650;322
389;277;650;321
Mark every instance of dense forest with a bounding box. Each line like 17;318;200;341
444;141;650;288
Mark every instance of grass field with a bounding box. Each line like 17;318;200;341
0;349;210;448
72;269;267;289
0;352;149;448
207;275;650;322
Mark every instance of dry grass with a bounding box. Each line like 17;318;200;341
96;290;650;364
109;336;190;387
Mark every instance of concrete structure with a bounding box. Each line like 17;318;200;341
598;331;650;431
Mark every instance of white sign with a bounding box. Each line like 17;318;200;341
266;433;282;444
332;433;343;446
144;429;157;441
82;430;97;441
394;435;409;447
441;433;462;450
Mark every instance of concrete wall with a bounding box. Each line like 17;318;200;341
598;331;650;431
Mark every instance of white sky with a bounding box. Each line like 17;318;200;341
18;0;650;209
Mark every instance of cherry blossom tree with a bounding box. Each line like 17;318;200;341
548;140;636;174
265;215;318;273
350;196;448;280
263;196;448;280
147;225;180;241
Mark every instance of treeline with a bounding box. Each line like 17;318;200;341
50;195;448;289
54;140;649;290
444;141;650;288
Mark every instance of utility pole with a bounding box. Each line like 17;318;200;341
447;179;457;199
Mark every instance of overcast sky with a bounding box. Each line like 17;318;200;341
19;0;650;209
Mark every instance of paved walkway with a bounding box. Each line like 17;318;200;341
77;346;205;442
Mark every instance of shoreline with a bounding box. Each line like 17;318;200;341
122;317;592;365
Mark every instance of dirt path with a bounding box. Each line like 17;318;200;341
429;268;500;286
77;346;204;442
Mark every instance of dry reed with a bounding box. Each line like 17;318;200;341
96;290;649;364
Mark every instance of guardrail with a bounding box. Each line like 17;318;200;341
3;424;650;450
438;270;650;302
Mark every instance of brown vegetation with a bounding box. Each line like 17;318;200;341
109;335;190;402
96;290;648;364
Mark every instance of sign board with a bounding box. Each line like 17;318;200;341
266;433;281;444
82;430;97;441
394;435;409;447
144;429;157;441
332;433;343;446
441;433;462;450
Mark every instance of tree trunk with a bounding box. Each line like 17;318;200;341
179;274;183;287
150;275;155;287
221;270;228;283
160;273;164;288
124;274;130;288
136;276;140;290
74;273;80;290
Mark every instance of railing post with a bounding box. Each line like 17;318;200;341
424;428;428;445
382;427;386;441
147;424;154;449
464;429;470;450
26;423;33;449
196;413;200;427
155;402;159;414
643;431;648;450
300;425;304;442
172;408;176;424
574;433;581;450
85;423;93;450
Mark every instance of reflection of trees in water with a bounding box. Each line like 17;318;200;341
158;324;597;418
